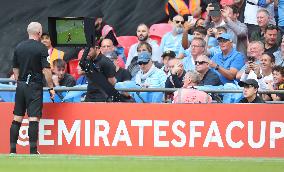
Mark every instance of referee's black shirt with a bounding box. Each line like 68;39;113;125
13;39;50;84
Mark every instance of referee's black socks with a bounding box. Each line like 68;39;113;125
29;121;39;154
10;120;22;154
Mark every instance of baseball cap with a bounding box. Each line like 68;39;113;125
161;50;176;58
217;33;232;42
137;51;151;63
238;79;259;88
208;3;221;17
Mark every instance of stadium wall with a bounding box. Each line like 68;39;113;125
0;0;168;77
1;103;284;157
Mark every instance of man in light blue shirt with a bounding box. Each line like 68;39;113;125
210;33;245;84
182;38;206;72
160;15;186;59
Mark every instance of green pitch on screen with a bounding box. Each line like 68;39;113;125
56;20;86;44
1;155;284;172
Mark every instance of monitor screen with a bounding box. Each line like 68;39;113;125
48;17;91;47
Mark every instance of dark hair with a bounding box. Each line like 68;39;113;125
229;5;239;14
262;52;275;63
137;42;152;54
265;24;278;33
216;26;227;32
193;26;207;36
195;18;205;27
41;32;50;38
53;59;66;69
272;65;284;77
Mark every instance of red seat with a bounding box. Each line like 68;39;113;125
149;23;172;45
68;59;80;80
116;36;138;58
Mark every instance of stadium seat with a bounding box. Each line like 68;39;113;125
220;0;234;6
149;23;172;45
68;59;80;80
116;36;138;58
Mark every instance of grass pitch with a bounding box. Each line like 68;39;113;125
0;155;284;172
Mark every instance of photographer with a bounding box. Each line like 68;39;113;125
79;42;117;102
240;53;275;90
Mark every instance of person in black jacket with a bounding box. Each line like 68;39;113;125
238;79;265;103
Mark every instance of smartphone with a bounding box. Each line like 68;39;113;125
188;16;193;22
247;56;255;63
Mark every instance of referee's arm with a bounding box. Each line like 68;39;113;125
12;68;19;81
43;68;53;88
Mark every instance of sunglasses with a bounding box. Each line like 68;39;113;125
138;61;149;65
174;20;185;24
195;61;208;65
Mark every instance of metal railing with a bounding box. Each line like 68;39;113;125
1;78;284;103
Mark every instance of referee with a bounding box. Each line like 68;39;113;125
10;22;55;154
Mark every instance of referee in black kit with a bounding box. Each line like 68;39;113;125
10;22;55;154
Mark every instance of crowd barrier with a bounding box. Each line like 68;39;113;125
0;103;284;157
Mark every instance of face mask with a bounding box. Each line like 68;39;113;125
174;26;183;34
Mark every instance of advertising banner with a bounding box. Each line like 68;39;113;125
1;103;284;157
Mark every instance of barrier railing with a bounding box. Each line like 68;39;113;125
1;78;284;103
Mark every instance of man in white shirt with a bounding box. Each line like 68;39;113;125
240;52;275;90
126;24;162;68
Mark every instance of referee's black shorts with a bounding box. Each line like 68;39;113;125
13;81;43;117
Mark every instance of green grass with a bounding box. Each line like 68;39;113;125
0;155;284;172
56;20;86;44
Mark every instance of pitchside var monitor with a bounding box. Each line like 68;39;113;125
48;17;96;47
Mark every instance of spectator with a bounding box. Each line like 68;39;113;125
250;9;271;42
209;33;245;84
273;35;284;66
108;52;132;82
52;59;76;87
264;65;284;101
244;0;275;38
135;51;167;88
126;24;162;68
161;50;176;75
76;63;87;85
207;26;228;57
160;14;186;59
250;9;282;45
279;0;284;36
240;52;275;90
195;17;205;27
182;37;206;71
205;3;225;29
100;38;125;68
41;33;64;69
263;24;280;54
238;79;265;103
127;42;154;78
195;55;222;86
173;70;212;103
236;41;265;79
165;58;186;88
222;5;248;56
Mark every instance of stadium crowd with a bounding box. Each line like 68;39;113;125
1;0;284;103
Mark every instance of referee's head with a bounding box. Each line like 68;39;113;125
27;22;42;41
